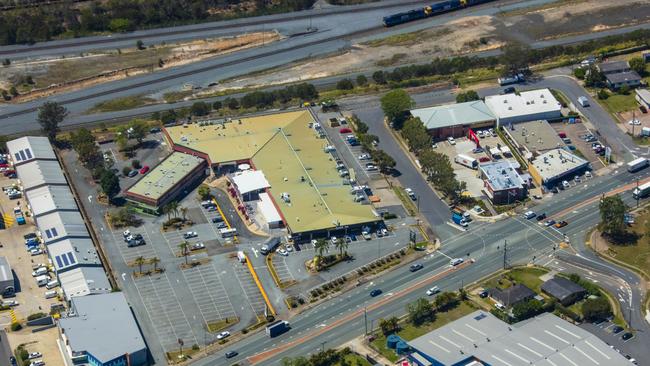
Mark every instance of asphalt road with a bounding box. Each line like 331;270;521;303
180;164;650;365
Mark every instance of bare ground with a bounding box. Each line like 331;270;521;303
0;31;281;103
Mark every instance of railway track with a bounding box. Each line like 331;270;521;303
0;0;431;56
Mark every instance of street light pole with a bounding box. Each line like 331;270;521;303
636;179;640;208
364;307;368;335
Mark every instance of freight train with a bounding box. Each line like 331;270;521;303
382;0;497;27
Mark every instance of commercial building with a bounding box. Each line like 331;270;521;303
58;292;148;366
489;284;535;307
529;148;590;188
409;101;495;139
606;71;642;90
57;267;111;299
6;136;57;166
502;120;565;158
0;256;15;297
125;151;207;215
479;161;527;205
636;88;650;109
230;169;271;201
35;211;90;245
165;111;381;241
15;160;67;192
484;89;562;126
48;238;102;274
407;311;630;366
25;185;79;218
541;277;587;306
257;192;283;229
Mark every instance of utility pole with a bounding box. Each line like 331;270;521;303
364;307;368;335
320;341;326;353
636;179;640;208
503;240;508;270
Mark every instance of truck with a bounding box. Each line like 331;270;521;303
13;207;25;225
451;207;468;227
266;320;290;337
633;181;650;199
627;157;649;173
260;237;281;255
498;73;524;86
454;154;478;169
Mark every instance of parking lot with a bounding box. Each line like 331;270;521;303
580;319;640;362
181;264;237;328
550;121;606;169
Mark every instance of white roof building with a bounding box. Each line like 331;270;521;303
58;267;111;299
48;238;101;273
35;211;90;244
25;185;78;218
257;192;283;228
6;136;56;165
530;148;590;187
15;160;67;192
231;170;271;195
485;88;562;126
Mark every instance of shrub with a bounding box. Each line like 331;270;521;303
26;312;46;321
122;166;132;176
131;160;141;169
192;344;199;351
597;89;609;100
10;322;21;331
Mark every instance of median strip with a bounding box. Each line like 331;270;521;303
244;252;275;317
211;197;238;243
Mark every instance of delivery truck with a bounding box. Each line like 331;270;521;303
454;154;478;169
266;320;290;337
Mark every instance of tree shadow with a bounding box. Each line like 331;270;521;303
601;231;639;246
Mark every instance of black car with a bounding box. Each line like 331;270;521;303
10;356;17;366
225;350;238;359
622;332;634;341
409;263;423;272
370;289;382;297
503;86;516;94
612;325;624;334
212;216;224;223
479;290;489;298
536;213;547;221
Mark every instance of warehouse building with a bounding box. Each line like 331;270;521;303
7;136;57;166
529;148;590;188
15;160;67;192
407;311;630;366
0;256;15;297
125;151;207;215
409;100;495;139
58;292;148;366
25;185;78;218
503;119;565;158
35;211;90;245
484;89;562;126
479;161;527;205
48;238;102;274
58;267;111;299
541;277;586;306
164;111;381;242
636;88;650;109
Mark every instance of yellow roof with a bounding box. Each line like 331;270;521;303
166;110;378;233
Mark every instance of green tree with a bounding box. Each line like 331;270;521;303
372;149;396;173
336;78;354;90
179;241;190;265
401;117;430;154
500;42;531;74
372;70;386;84
128;119;148;144
333;238;348;258
618;84;630;95
356;74;368;87
574;67;586;80
190;101;210;116
379;316;399;335
456;90;480;103
198;185;211;200
226;97;240;110
180;206;188;222
597;89;609;100
100;169;121;202
161;110;177;125
136;39;145;50
584;65;605;87
629;57;645;75
108;18;133;33
150;257;160;272
313;239;329;268
381;89;414;129
212;100;222;110
407;298;434;325
281;356;310;366
581;297;611;321
37;101;68;142
512;298;543;321
122;166;132;176
434;291;459;311
9;86;18;97
134;256;146;274
599;195;627;238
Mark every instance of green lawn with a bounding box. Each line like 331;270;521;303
393;187;417;216
598;93;637;116
338;354;372;366
604;206;650;277
483;267;549;293
370;301;477;362
88;94;156;113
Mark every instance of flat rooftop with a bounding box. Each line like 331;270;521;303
7;136;56;164
126;152;205;201
0;256;13;283
16;160;67;191
505;120;564;153
410;100;495;130
480;161;524;191
35;211;90;244
485;88;561;120
408;310;629;366
26;185;78;217
165;112;306;164
531;148;588;182
48;238;100;272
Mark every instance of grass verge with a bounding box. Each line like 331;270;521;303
206;317;239;333
482;266;549;293
88;94;156;113
597;93;637;119
393;187;417;216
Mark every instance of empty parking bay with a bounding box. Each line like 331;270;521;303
233;263;266;315
133;274;198;351
182;264;237;324
271;255;295;285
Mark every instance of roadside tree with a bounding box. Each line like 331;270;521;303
380;89;414;129
434;291;459;311
408;298;435;325
401;117;429;154
37;101;68;142
629;57;645;75
581;296;611;321
190;101;210;116
379;316;399;335
356;74;368;87
336;78;354;90
456;90;480;103
599;195;627;238
198;185;211;200
100;169;120;203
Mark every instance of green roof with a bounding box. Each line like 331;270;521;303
126;152;204;201
251;111;377;233
410;100;495;130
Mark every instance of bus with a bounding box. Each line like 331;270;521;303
633;181;650;199
219;228;237;238
627;157;649;173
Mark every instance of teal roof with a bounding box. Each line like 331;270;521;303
411;100;495;130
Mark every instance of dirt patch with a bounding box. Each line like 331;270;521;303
0;31;281;103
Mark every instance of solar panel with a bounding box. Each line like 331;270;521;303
474;313;487;321
25;149;32;159
45;229;52;239
55;256;63;268
51;227;58;237
18;150;26;161
61;254;69;266
14;153;21;162
67;252;76;265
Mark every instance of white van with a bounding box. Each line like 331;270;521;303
237;251;246;263
44;290;58;299
36;275;50;287
577;96;589;107
450;258;464;266
32;267;47;277
46;280;59;289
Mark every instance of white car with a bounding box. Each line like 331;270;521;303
216;331;230;340
278;249;289;256
494;303;506;310
365;165;378;171
628;119;641;125
284;245;293;252
330;236;338;245
183;231;198;239
523;211;536;219
30;248;43;256
123;230;131;237
426;286;440;296
447;137;456;145
124;234;133;242
191;242;205;251
28;352;42;360
358;154;371;160
450;258;464;266
473;205;484;214
29;361;45;366
2;300;18;307
585;171;592;178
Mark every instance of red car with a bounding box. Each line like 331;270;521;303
0;163;8;168
139;166;150;174
339;128;352;134
3;170;15;177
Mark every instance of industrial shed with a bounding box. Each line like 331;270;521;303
48;238;101;274
25;185;78;218
409;100;495;139
35;211;90;244
58;267;111;299
0;257;15;297
541;277;586;306
7;136;57;166
15;160;67;192
484;89;562;126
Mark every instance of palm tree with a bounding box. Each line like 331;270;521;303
178;241;189;264
169;201;179;218
149;257;160;273
180;206;188;222
134;256;146;274
162;203;172;221
313;239;329;269
334;238;348;258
